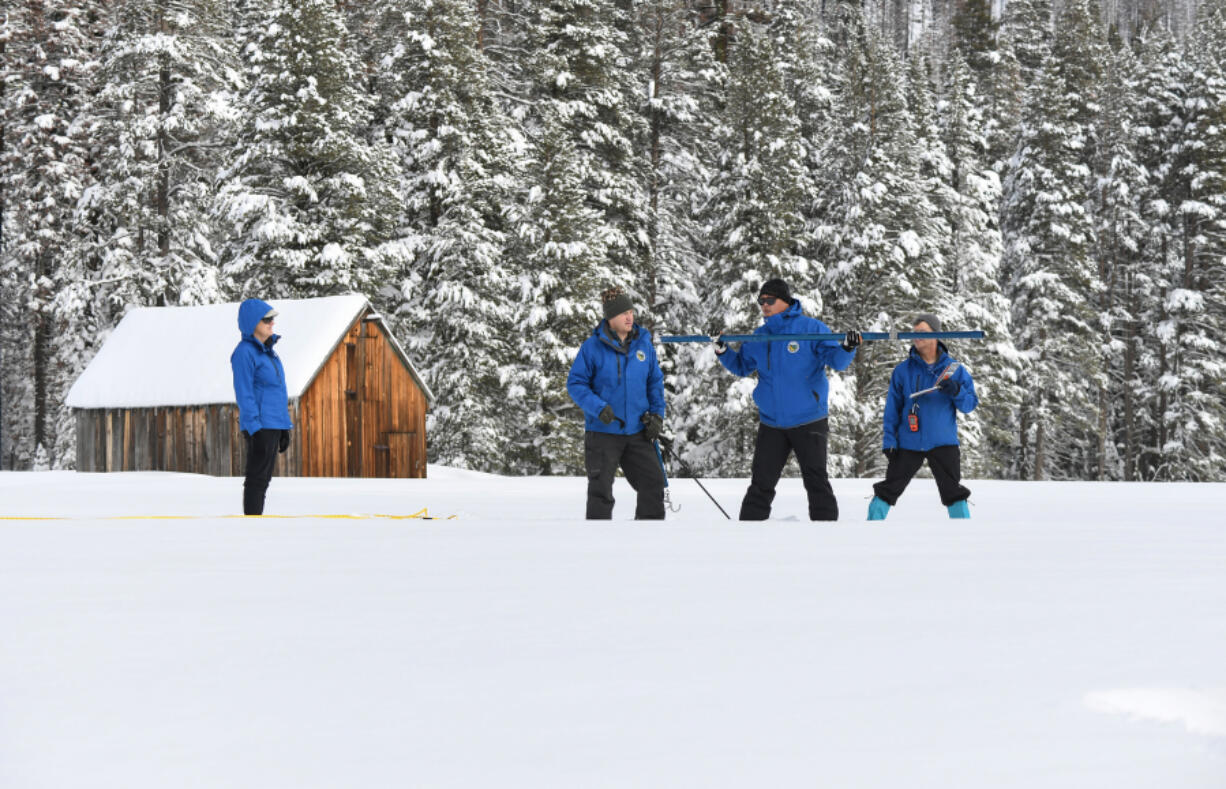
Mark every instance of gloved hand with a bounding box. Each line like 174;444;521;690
714;336;727;356
883;447;898;463
641;413;663;441
938;376;961;397
598;404;616;425
842;329;862;351
278;430;291;453
241;430;250;441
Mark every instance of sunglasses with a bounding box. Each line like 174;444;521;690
260;317;275;324
757;296;778;306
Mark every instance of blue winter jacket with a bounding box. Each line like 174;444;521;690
883;345;978;452
231;298;293;435
718;300;855;429
567;321;666;435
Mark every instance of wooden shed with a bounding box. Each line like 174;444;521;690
66;295;434;478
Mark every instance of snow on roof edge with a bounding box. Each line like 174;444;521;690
66;295;433;410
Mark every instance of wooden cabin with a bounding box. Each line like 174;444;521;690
65;295;434;478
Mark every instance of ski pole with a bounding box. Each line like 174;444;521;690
652;439;680;513
658;439;731;520
661;330;985;344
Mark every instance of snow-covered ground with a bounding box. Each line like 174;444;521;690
2;469;1224;788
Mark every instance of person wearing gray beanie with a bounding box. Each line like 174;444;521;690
566;287;667;519
868;313;979;521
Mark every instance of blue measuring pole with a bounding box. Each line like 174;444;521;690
661;330;986;344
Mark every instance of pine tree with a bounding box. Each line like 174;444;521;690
625;0;723;470
76;0;236;309
1130;26;1184;480
1092;36;1152;480
361;0;521;472
1148;10;1226;480
816;8;945;476
939;54;1026;478
685;20;816;476
0;0;97;468
1001;50;1104;479
215;0;403;299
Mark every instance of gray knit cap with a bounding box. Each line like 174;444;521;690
602;287;634;320
913;313;942;333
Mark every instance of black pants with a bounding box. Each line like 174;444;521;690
740;419;838;521
872;446;970;507
243;429;284;515
584;431;666;520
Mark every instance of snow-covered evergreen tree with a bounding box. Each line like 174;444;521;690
1148;10;1226;480
1130;26;1185;481
361;0;522;473
685;19;816;476
816;7;946;476
215;0;403;299
1092;35;1152;480
0;0;97;468
75;0;233;310
938;54;1026;478
625;0;723;472
1001;46;1104;479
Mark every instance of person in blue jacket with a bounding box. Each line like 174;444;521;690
716;279;861;520
567;287;667;519
231;298;293;515
868;313;979;521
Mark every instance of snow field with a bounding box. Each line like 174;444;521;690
1;470;1224;788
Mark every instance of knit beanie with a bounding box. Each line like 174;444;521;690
759;278;793;304
913;313;942;332
602;287;635;320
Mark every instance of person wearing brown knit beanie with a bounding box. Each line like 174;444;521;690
566;287;667;519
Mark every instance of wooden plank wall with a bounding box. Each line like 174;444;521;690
296;313;427;478
74;405;299;477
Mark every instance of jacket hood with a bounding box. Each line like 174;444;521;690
238;298;275;336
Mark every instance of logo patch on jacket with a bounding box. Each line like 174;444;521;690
787;341;799;353
636;350;646;362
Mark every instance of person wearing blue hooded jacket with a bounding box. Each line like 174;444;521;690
868;314;979;521
231;298;293;515
716;279;861;521
567;287;667;519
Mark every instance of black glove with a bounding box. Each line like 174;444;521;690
842;330;862;351
278;430;291;453
641;413;663;441
714;337;728;356
938;377;961;397
883;447;898;462
598;404;616;425
241;429;251;441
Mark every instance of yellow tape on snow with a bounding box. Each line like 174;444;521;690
2;510;456;521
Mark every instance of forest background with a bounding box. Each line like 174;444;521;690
3;0;1224;481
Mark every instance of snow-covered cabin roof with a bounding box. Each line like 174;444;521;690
66;294;433;409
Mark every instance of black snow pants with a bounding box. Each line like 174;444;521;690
243;428;284;515
739;418;838;521
584;430;666;520
872;445;970;507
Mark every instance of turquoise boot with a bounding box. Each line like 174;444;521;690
947;499;970;519
867;496;891;521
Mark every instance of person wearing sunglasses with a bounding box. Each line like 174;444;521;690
567;287;667;519
715;278;861;520
231;298;293;515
